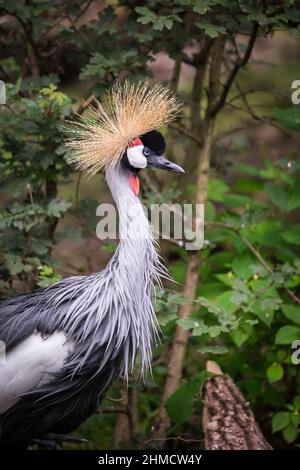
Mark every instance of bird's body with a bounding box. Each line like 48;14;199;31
0;164;163;443
0;80;183;446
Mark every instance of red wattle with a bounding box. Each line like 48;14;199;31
128;137;142;148
129;175;140;196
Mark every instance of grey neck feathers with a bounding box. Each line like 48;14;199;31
106;165;163;293
49;164;167;378
104;164;167;374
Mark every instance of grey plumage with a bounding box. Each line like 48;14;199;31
0;79;184;444
0;163;167;443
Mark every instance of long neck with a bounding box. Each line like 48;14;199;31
105;164;166;373
106;164;150;257
105;164;164;288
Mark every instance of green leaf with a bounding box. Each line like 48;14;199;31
195;22;226;38
250;286;282;326
275;325;300;345
215;273;235;288
215;291;237;315
165;371;215;425
169;260;186;284
234;178;264;193
282;305;300;326
177;318;210;337
38;272;61;287
208;178;229;202
232;162;261;176
165;382;197;425
290;413;300;428
230;324;252;347
135;6;156;19
248;220;283;246
208;325;222;338
260;297;282;311
274;106;300;131
223;194;252;208
272;411;290;432
47;199;71;218
193;1;211;15
205;201;216;222
265;183;288;212
281;227;300;244
177;317;198;330
197;282;228;298
192;321;209;336
266;362;284;383
39;265;53;277
293;395;300;410
197;345;228;355
4;254;26;275
232;254;253;280
283;423;298;443
158;312;178;327
287;181;300;212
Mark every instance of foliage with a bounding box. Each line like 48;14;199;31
1;0;300;451
0;80;73;292
161;157;300;445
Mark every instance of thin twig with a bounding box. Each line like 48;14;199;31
169;123;202;146
106;396;124;403
240;233;300;304
76;94;97;116
75;172;82;210
97;407;128;415
66;13;94;52
210;22;259;117
225;102;300;145
2;8;42;74
214;121;260;143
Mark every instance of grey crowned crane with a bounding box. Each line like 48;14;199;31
0;80;184;447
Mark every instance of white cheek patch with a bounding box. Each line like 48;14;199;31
127;145;147;169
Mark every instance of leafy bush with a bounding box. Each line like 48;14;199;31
158;156;300;445
0;80;73;293
1;0;300;450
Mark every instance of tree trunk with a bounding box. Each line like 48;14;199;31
113;388;131;448
113;385;139;449
202;361;273;450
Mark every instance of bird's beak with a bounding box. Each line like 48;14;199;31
147;154;185;173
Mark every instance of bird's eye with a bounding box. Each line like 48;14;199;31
143;148;150;157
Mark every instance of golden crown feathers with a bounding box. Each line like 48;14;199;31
64;79;181;176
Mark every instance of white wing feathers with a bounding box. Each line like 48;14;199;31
0;331;73;414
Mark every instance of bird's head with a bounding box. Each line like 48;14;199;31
65;80;184;188
122;130;184;195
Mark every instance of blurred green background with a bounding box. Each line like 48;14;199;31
1;1;300;450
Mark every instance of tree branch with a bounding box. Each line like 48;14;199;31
2;8;42;75
203;361;273;450
210;22;259;117
225;101;300;145
169;123;202;146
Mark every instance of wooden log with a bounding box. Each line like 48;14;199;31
202;361;272;450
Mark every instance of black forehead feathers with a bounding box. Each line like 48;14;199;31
141;130;166;156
